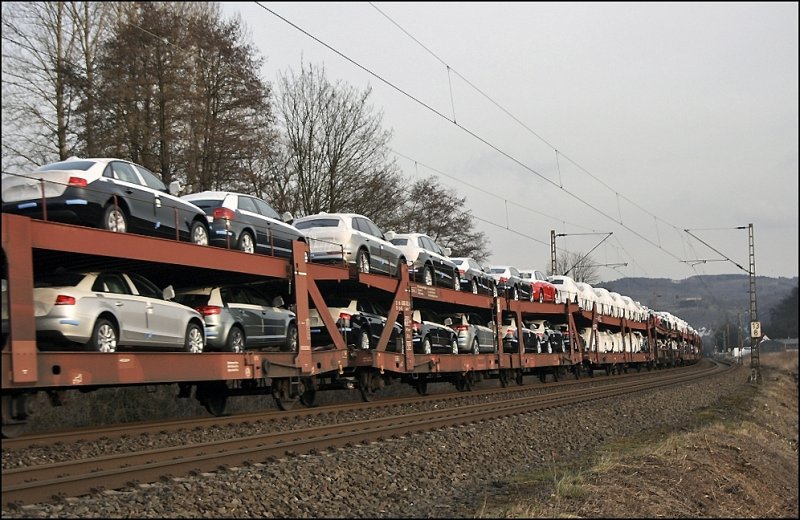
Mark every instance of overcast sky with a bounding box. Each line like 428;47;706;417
222;2;798;282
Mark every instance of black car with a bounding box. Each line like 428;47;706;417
308;296;402;350
411;308;458;354
451;257;497;295
180;191;303;257
2;158;209;244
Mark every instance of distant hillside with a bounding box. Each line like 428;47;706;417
600;274;798;338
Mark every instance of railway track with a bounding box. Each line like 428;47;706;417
2;360;728;507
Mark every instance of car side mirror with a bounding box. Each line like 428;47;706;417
272;295;285;307
168;180;182;196
384;231;395;242
444;317;453;326
443;247;452;256
281;211;293;223
162;285;175;301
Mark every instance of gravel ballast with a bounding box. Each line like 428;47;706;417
2;364;746;518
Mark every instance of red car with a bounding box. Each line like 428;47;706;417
520;269;558;303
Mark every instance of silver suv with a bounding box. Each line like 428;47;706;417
294;213;406;277
388;232;460;289
174;284;297;352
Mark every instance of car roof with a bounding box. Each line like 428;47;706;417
181;191;235;199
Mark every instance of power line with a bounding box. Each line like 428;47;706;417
256;2;690;267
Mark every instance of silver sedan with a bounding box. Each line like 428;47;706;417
34;270;205;353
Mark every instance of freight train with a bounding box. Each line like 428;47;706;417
0;213;701;438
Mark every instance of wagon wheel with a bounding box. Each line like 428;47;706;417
499;369;510;388
415;379;428;395
299;377;318;407
358;370;382;402
272;378;298;411
514;370;524;386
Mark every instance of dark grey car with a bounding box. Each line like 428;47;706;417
411;308;458;354
174;284;297;352
180;191;302;257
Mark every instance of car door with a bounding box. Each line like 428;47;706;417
125;273;185;347
468;313;494;350
242;286;285;345
252;197;296;258
235;196;272;252
220;286;265;346
105;162;158;234
353;217;389;274
90;272;149;345
134;164;185;238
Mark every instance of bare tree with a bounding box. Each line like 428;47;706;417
388;176;490;262
272;61;406;219
2;1;80;170
549;250;600;284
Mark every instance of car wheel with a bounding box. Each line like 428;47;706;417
356;249;370;274
184;322;204;353
359;328;371;350
281;323;298;352
423;336;432;355
453;275;461;291
538;291;544;303
225;325;245;353
237;231;255;254
491;282;498;298
423;265;433;286
470;279;478;294
512;286;519;300
451;337;458;355
472;337;480;354
102;204;127;233
190;220;209;245
529;288;535;302
89;318;117;353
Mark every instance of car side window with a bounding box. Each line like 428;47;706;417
243;287;270;306
127;273;162;299
252;198;281;220
92;273;131;295
222;286;250;304
362;218;383;238
111;162;140;184
237;196;257;213
136;165;167;192
511;267;520;277
351;218;364;233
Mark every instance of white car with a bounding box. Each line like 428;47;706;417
388;232;460;289
34;270;205;353
547;275;580;304
575;282;597;312
608;292;625;318
592;287;615;316
293;213;406;277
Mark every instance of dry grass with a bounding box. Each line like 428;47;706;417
480;351;799;518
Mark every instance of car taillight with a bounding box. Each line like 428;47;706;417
54;295;76;305
505;327;516;337
195;305;222;316
499;277;508;284
212;208;236;220
337;312;351;327
454;324;470;332
67;177;87;187
412;321;421;333
457;269;465;275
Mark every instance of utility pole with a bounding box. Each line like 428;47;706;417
747;223;761;383
550;230;557;276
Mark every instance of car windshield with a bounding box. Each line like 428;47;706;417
34;272;85;288
390;238;408;245
489;268;507;274
295;218;340;229
36;160;96;172
551;280;563;285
